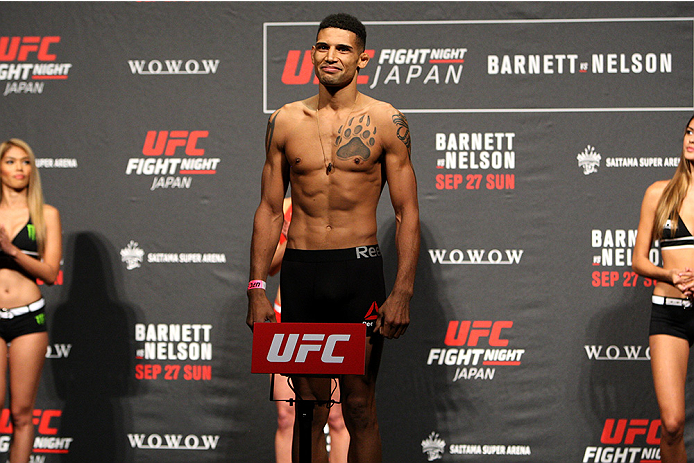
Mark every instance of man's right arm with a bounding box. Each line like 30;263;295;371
246;110;289;330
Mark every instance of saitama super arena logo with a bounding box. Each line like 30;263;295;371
421;430;532;460
120;240;227;271
577;144;678;176
0;36;72;96
125;130;221;191
427;320;524;382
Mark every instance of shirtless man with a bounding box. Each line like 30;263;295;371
247;13;420;463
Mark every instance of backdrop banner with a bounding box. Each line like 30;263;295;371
1;2;693;462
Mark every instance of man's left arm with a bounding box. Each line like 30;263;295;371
375;108;420;339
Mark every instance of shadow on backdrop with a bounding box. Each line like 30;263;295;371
215;292;278;461
51;232;138;463
379;219;466;459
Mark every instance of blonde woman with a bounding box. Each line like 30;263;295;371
633;115;694;463
0;139;61;463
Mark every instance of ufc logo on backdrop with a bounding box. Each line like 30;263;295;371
252;323;366;375
142;130;209;156
0;37;60;61
281;49;374;85
444;320;513;347
0;409;60;435
601;419;661;445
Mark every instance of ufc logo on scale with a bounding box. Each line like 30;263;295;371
267;333;351;363
252;323;366;375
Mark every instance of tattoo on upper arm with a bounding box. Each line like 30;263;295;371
265;111;279;153
392;111;411;156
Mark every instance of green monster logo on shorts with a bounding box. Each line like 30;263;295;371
35;313;45;325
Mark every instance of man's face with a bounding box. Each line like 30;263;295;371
311;27;368;88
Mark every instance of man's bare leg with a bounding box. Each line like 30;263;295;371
340;335;383;463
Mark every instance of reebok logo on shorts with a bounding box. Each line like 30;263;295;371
355;245;381;259
364;301;379;328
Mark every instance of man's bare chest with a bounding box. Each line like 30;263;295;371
285;113;383;175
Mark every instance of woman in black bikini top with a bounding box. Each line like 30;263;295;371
0;139;61;463
633;114;694;463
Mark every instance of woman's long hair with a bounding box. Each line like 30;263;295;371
0;139;47;257
653;115;694;240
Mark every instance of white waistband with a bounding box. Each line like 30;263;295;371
0;299;45;319
652;295;692;308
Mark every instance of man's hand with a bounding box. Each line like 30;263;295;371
374;294;410;339
246;292;277;331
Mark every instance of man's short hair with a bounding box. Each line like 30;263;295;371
318;13;366;51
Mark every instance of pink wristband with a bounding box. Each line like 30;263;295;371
248;280;266;290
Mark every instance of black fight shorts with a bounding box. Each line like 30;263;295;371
280;245;386;337
649;295;694;346
0;308;47;343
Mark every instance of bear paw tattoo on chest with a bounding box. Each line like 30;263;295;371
336;115;376;162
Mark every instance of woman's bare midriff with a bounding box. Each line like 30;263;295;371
0;268;41;309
